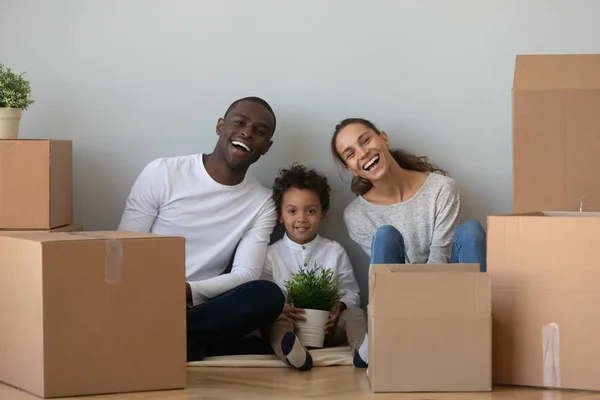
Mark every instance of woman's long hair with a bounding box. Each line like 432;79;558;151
330;118;446;195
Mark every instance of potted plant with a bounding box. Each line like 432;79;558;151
284;265;347;348
0;63;34;139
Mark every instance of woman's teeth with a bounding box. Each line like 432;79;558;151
364;155;380;171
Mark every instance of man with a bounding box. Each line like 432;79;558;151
118;97;285;361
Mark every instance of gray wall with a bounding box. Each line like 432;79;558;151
2;0;600;306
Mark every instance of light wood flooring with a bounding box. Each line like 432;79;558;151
1;367;599;400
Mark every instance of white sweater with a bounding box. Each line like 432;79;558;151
118;153;277;306
261;234;361;309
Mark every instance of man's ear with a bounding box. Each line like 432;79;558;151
216;118;224;135
262;140;273;155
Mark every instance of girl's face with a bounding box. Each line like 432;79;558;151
335;123;392;183
280;188;325;245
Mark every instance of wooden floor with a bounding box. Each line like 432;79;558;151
2;367;599;400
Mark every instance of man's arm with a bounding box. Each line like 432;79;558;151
118;159;167;233
187;198;277;307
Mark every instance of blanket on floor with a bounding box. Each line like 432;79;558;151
187;345;353;368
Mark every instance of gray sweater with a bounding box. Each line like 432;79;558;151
342;173;462;264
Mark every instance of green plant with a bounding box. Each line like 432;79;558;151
0;64;34;110
284;265;347;311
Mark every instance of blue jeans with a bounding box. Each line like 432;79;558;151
370;220;487;272
186;280;285;361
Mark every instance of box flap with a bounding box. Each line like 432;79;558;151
369;264;489;318
369;264;480;303
370;263;479;274
513;54;600;91
540;211;600;218
489;211;600;220
0;231;181;243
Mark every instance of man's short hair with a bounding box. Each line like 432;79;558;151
223;96;276;133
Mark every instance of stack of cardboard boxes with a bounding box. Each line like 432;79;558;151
0;139;187;398
488;54;600;392
367;54;600;393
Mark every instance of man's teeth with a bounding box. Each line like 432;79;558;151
232;141;250;152
364;155;380;170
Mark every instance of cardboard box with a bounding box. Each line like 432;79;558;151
367;264;491;392
0;139;72;229
0;223;82;235
488;212;600;391
0;231;187;398
512;54;600;213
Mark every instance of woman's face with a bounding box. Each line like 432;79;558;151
335;123;392;182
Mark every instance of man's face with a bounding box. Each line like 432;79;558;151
215;101;275;170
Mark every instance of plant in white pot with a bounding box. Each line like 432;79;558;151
284;265;346;348
0;63;34;140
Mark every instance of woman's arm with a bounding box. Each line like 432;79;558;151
428;182;462;264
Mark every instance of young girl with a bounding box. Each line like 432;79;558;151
261;164;368;371
331;118;487;363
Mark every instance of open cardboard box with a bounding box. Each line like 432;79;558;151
367;264;491;392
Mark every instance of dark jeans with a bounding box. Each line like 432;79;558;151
370;220;487;272
186;280;285;361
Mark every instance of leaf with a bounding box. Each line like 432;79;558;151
283;264;347;311
0;64;35;110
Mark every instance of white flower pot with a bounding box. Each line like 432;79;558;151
0;108;22;139
296;308;330;348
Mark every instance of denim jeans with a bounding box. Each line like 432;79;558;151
186;280;285;361
369;220;487;272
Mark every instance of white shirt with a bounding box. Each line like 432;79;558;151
118;153;277;307
261;234;361;309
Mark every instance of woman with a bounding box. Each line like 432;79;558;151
331;118;486;272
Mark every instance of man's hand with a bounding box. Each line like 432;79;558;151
186;282;192;304
283;303;306;330
325;302;347;333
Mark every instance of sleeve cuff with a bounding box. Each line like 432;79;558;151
341;295;357;309
188;282;206;308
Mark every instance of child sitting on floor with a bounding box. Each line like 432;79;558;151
261;164;368;371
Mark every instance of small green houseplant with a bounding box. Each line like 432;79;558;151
284;265;347;348
0;63;35;139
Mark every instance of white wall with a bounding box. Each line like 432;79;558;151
2;0;600;305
